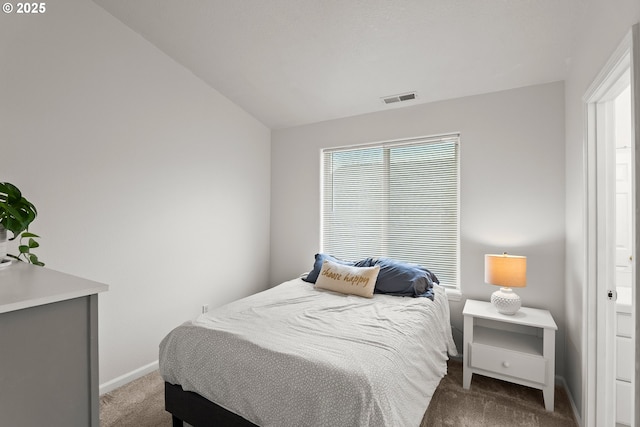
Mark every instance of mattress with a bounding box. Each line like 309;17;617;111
159;277;457;427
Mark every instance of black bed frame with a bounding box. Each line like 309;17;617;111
165;382;258;427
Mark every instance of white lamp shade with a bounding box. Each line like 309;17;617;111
484;253;527;288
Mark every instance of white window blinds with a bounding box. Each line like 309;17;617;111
321;134;459;288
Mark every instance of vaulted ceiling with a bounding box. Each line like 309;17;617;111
93;0;582;129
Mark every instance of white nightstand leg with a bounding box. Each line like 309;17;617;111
462;314;473;389
542;327;555;411
462;362;472;389
542;387;554;412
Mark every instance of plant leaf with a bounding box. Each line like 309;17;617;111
19;245;29;253
28;238;39;248
28;254;44;266
0;182;22;204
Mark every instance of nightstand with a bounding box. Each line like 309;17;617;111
462;299;558;411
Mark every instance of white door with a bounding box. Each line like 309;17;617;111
614;83;635;427
584;24;638;427
616;85;634;290
616;148;633;289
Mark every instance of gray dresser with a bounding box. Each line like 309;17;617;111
0;261;108;427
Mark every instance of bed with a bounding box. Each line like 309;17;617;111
159;258;458;427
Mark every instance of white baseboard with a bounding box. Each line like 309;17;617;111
556;375;583;427
99;360;159;395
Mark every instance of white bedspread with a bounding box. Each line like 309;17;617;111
159;278;458;427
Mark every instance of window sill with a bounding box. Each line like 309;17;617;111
445;288;462;302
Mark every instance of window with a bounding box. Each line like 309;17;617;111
321;134;460;290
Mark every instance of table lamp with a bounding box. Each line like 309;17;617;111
485;253;527;315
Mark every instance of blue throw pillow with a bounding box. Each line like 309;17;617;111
302;253;356;283
417;287;435;301
356;257;438;297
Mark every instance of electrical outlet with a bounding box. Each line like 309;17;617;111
202;304;209;314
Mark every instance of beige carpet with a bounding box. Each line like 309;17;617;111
100;359;578;427
421;360;578;427
100;369;172;427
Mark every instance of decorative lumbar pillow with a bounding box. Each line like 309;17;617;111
315;259;380;298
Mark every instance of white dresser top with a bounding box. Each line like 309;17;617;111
0;261;108;314
463;299;558;330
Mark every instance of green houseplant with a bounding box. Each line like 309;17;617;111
0;182;44;266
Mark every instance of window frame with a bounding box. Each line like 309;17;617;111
320;133;461;300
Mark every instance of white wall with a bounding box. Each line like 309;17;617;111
0;0;271;387
271;82;566;376
564;2;640;420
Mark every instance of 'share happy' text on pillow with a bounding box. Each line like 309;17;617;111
314;259;380;298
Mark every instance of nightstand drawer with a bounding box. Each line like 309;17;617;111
469;342;547;384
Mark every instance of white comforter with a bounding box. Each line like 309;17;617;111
159;278;458;427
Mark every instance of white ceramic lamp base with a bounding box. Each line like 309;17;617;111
491;287;521;315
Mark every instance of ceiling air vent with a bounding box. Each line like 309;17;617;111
382;92;417;105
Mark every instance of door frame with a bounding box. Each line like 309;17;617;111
583;24;638;427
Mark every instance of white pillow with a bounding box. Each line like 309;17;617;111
315;259;380;298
